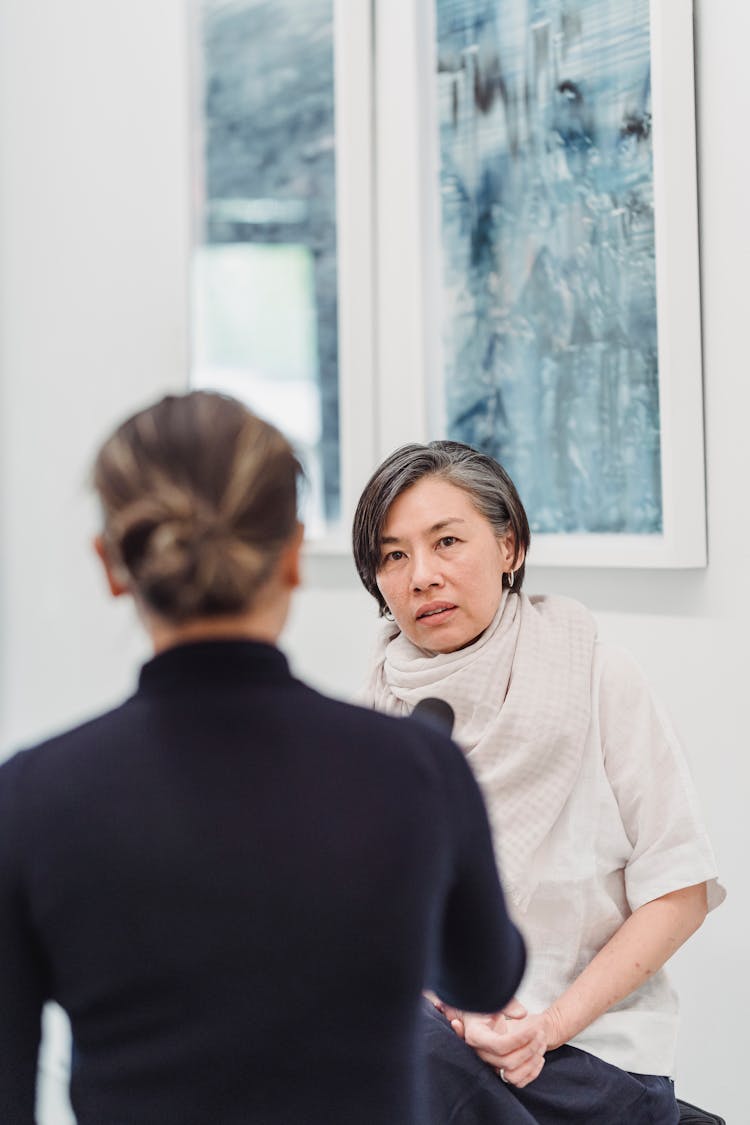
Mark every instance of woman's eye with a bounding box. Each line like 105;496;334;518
437;536;458;549
382;550;406;564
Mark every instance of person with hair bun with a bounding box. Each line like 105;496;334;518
353;441;725;1125
0;393;529;1125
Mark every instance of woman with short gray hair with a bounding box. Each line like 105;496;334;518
353;440;725;1124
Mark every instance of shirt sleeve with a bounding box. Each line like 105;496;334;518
0;751;49;1123
597;644;725;914
428;735;527;1013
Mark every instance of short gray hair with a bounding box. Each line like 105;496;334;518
352;441;531;615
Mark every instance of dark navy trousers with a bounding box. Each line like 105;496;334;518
418;1000;680;1125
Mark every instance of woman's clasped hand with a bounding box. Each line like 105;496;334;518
436;996;555;1089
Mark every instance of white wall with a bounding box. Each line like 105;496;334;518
0;4;191;1118
0;0;191;750
0;1;747;1123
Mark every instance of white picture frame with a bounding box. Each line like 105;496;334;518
373;0;706;568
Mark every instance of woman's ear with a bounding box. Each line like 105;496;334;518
278;521;305;591
93;535;129;598
499;531;524;572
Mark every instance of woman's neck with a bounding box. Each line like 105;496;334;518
144;599;289;655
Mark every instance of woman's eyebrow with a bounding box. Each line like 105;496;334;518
428;518;466;534
380;518;466;545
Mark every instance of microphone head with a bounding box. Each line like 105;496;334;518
410;697;455;737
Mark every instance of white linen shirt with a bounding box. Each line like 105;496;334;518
507;642;724;1077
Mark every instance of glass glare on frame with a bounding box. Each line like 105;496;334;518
191;0;340;538
434;0;662;535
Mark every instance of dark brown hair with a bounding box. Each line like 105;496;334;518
352;441;530;615
93;391;302;622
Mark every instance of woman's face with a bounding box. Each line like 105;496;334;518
376;476;515;654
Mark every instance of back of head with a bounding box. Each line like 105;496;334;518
93;392;301;622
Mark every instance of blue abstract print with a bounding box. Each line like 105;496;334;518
436;0;662;534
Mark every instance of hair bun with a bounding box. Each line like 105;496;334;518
93;392;301;622
112;499;270;621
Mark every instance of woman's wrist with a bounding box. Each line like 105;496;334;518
542;1004;567;1050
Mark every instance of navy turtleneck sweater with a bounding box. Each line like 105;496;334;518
0;640;524;1124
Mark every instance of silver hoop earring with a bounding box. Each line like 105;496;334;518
383;607;395;622
506;570;515;588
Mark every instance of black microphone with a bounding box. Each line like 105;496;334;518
410;697;455;737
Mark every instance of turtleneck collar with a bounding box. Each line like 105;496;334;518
136;638;291;697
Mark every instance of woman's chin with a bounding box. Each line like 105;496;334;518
406;622;485;656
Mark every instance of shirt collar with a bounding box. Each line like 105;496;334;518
136;639;292;697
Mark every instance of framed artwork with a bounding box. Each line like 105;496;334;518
189;0;379;545
375;0;706;567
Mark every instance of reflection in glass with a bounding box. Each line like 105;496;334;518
435;0;662;535
192;0;340;536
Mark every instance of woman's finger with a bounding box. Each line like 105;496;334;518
424;990;444;1012
500;996;527;1020
503;1053;545;1089
465;1018;543;1060
473;1028;546;1071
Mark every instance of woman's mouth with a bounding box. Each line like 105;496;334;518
416;603;457;624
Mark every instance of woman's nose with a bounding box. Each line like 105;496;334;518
410;552;443;592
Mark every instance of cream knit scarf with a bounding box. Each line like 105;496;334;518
365;591;597;910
